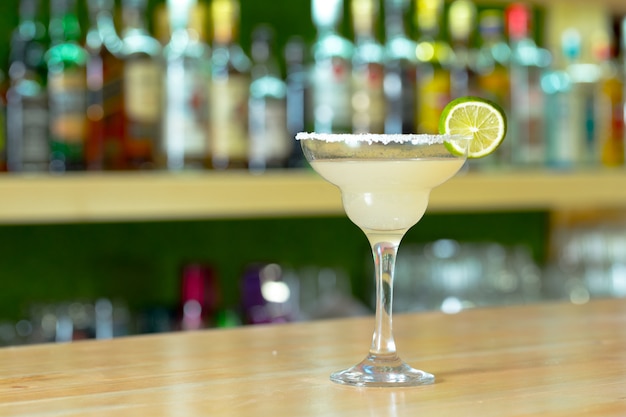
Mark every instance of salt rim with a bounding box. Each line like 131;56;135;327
295;132;465;144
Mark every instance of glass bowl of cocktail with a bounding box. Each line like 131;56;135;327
297;97;507;387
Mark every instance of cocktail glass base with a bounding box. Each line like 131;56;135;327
330;353;435;387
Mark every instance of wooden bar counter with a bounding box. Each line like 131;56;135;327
2;299;626;416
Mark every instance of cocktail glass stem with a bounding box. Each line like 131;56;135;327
329;233;435;387
370;240;400;357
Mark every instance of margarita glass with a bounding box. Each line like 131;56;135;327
297;132;470;387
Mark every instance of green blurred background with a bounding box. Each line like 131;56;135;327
0;211;550;321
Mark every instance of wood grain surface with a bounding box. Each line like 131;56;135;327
1;299;626;416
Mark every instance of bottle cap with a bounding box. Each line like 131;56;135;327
449;0;476;42
506;3;531;40
311;0;343;29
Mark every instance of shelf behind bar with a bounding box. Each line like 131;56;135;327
0;168;625;224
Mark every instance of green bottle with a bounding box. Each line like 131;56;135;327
46;0;89;171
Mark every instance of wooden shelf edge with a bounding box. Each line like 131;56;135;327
0;170;343;224
431;168;626;213
0;168;624;224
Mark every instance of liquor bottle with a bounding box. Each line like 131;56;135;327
284;36;309;167
179;263;220;330
161;0;211;171
0;70;7;173
350;0;385;134
119;0;163;169
209;0;251;170
414;0;453;134
623;17;626;166
153;3;171;46
154;0;209;46
85;0;124;171
308;0;354;133
474;9;511;167
383;0;417;134
6;0;49;172
240;263;292;324
541;49;577;169
448;0;477;98
46;0;89;172
506;3;551;166
594;31;623;167
475;10;510;109
248;25;290;173
565;29;600;166
543;28;587;169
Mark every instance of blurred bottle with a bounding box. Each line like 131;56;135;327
46;0;89;172
383;0;417;134
136;306;173;334
153;0;209;46
241;263;292;324
179;263;220;330
209;0;251;170
623;17;626;166
161;0;211;171
350;0;385;134
284;36;309;167
543;29;589;169
240;264;271;324
476;10;510;107
94;298;114;339
448;0;477;98
566;29;601;166
594;30;624;167
85;0;124;170
506;3;550;166
308;0;354;133
0;72;6;173
541;46;576;169
6;0;49;172
294;266;368;320
119;0;163;169
93;298;130;339
414;0;453;134
474;10;510;166
248;25;290;173
153;3;171;46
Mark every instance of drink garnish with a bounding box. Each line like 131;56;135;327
439;96;507;158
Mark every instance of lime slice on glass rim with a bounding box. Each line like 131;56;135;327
439;96;507;158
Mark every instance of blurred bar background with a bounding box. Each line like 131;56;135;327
0;0;626;346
